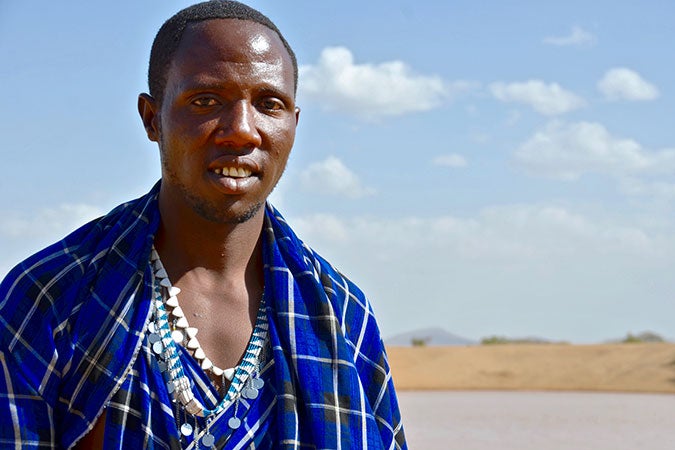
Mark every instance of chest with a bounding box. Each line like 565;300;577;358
168;286;262;371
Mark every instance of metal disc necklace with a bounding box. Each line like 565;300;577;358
148;248;268;447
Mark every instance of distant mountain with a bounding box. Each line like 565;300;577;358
480;335;565;345
386;327;476;346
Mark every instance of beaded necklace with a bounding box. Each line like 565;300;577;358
148;248;268;445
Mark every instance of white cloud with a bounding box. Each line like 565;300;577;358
0;203;104;277
470;132;490;144
489;80;586;115
299;46;472;119
0;204;103;239
291;214;350;242
299;156;375;198
514;121;675;180
619;177;675;200
505;110;522;126
597;68;659;101
268;175;289;211
543;26;596;47
433;154;468;168
289;205;675;341
294;205;666;268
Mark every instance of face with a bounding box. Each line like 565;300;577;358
139;19;299;224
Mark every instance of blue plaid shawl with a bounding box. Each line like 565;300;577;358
0;184;406;449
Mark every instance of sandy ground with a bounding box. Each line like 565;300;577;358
387;343;675;393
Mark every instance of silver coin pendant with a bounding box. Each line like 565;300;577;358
152;341;164;354
201;433;216;447
180;423;193;436
244;387;259;399
228;417;241;429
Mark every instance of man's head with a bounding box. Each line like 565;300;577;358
148;0;298;103
139;2;300;225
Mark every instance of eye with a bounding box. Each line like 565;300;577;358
258;97;285;112
191;97;220;107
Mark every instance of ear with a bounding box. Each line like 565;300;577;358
294;106;300;126
138;93;160;142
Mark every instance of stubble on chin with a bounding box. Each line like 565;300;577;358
192;196;264;224
164;171;265;225
158;140;265;224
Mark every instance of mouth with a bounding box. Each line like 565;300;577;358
211;166;253;178
207;162;259;194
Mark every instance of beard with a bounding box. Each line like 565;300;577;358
189;191;264;224
156;127;287;225
163;166;265;224
159;149;266;225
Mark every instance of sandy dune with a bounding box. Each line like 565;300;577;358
387;343;675;393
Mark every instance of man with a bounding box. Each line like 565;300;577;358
0;1;406;449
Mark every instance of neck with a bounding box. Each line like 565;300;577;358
154;194;265;286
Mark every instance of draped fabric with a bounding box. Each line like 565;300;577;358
0;183;406;449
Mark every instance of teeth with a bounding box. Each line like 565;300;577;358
213;167;252;178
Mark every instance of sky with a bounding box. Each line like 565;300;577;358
1;0;673;343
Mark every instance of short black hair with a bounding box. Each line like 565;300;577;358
148;0;298;101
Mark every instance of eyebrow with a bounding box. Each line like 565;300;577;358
179;78;295;102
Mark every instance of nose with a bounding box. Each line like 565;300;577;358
214;100;262;149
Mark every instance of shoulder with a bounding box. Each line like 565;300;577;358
309;247;381;338
0;215;109;395
263;204;384;343
305;245;369;310
0;191;159;394
1;218;103;329
264;204;370;306
0;191;158;344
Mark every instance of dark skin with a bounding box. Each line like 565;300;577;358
74;18;299;449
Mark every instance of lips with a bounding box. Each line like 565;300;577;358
207;158;260;193
212;166;252;178
207;156;259;177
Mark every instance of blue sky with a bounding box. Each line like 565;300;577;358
1;1;673;343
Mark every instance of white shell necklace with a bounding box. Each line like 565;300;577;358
148;247;268;441
150;249;234;380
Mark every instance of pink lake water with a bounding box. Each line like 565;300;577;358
398;391;675;450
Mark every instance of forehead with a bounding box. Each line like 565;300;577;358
167;18;294;91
